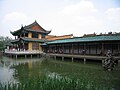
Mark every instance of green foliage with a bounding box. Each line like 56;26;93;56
0;36;12;51
0;76;111;90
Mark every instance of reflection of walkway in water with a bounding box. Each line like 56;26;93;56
0;57;44;84
0;56;44;67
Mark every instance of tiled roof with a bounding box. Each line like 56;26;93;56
11;38;45;43
25;29;51;34
11;21;51;36
45;35;120;44
24;21;46;32
11;38;20;43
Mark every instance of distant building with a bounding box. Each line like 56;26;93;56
46;34;73;41
42;35;120;56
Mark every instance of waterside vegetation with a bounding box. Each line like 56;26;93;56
0;36;12;51
0;75;115;90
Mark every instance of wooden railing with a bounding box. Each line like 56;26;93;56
5;49;43;54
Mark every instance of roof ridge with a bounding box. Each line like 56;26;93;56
24;21;46;31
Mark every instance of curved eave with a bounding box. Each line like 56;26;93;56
10;30;20;36
11;28;51;36
11;38;46;44
10;27;25;36
46;30;51;35
11;39;20;43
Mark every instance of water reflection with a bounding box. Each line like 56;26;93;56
0;57;16;84
0;67;15;84
0;56;44;84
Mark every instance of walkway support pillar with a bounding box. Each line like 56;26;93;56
62;56;64;61
25;55;27;58
102;60;104;66
37;54;39;58
84;58;86;64
72;57;74;62
15;55;17;59
54;56;56;60
31;55;32;58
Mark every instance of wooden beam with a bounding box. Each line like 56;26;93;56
72;44;74;54
78;43;79;54
96;44;97;55
102;42;104;56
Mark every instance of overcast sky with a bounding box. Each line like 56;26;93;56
0;0;120;38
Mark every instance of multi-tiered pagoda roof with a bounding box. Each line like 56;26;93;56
11;21;51;36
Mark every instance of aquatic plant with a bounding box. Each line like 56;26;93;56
0;76;112;90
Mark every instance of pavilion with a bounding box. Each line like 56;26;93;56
10;21;51;51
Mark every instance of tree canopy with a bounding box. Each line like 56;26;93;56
0;36;12;51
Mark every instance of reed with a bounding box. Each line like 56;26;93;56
0;76;110;90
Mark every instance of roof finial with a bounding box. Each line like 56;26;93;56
21;24;24;29
21;24;23;27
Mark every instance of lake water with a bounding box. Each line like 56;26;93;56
0;56;120;90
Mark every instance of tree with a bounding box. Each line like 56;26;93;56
0;36;12;51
